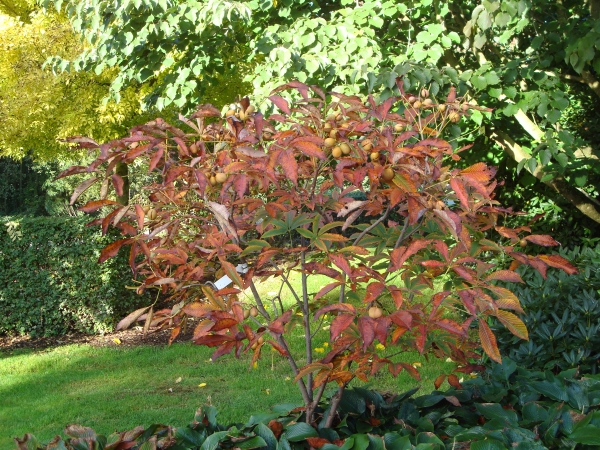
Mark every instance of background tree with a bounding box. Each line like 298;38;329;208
46;0;600;232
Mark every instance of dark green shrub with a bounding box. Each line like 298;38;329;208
15;360;600;449
0;215;150;336
491;244;600;374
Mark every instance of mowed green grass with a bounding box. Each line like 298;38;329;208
1;272;455;449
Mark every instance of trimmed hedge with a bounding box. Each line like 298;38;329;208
0;215;149;336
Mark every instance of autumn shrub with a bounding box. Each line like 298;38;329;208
0;215;150;336
60;80;576;426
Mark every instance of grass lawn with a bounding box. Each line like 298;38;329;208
1;271;455;449
0;332;452;449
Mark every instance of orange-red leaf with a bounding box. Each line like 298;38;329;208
450;178;469;210
364;282;386;303
434;374;446;389
538;254;578;275
98;238;132;263
116;306;151;331
496;310;528;340
291;137;326;159
485;270;523;283
447;374;463;389
314;303;356;320
523;234;559;247
330;313;355;340
80;199;121;213
478;320;502;363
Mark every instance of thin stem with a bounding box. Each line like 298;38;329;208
248;279;271;321
324;384;347;428
301;251;313;392
307;381;328;425
276;335;313;406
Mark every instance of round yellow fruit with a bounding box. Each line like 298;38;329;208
370;152;380;162
189;143;198;155
420;88;430;98
246;105;256;114
394;123;404;132
519;238;528;247
225;109;236;117
332;146;343;158
368;306;383;319
423;98;434;107
449;112;461;123
215;172;228;183
340;143;351;155
209;176;217;186
324;137;337;148
243;309;250;319
413;100;422;109
257;336;265;345
437;104;447;112
250;306;259;317
382;167;395;182
147;208;157;220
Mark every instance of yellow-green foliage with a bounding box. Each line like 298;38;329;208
0;10;149;161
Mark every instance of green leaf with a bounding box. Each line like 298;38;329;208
237;436;267;449
569;426;600;445
283;423;318;442
471;75;488;90
253;424;277;450
531;381;569;401
469;438;507;450
200;431;230;450
475;403;518;426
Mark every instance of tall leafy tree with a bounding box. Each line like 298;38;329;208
45;0;600;226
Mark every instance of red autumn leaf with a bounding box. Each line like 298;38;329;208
328;253;353;277
268;420;283;439
211;318;238;332
460;162;493;182
364;282;386;303
314;281;344;301
415;324;427;354
389;311;412;329
358;316;375;351
268;95;291;114
314;303;356;320
398;362;421;381
268;309;293;334
478;320;502;363
98;238;132;263
447;374;463;389
116;306;151;331
291;137;326;159
450;178;470;210
485;270;524;283
538;254;577;275
278;150;298;185
330;314;355;340
306;438;331;449
388;286;404;308
79;199;121;213
434;374;446;390
523;234;560;247
267;340;289;356
70;177;99;205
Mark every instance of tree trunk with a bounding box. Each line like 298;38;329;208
115;161;129;205
490;128;600;224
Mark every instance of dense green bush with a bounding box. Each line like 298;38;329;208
491;244;600;374
15;359;600;449
0;215;150;336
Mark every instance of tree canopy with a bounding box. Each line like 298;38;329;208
26;0;600;228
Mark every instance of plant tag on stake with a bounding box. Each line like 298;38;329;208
213;263;249;289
